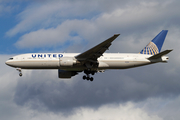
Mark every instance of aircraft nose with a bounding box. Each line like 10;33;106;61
5;60;14;67
5;60;10;65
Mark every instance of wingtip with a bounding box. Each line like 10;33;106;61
114;34;120;36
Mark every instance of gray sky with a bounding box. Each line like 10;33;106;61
0;0;180;120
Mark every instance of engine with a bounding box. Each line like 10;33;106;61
59;57;76;67
58;70;78;78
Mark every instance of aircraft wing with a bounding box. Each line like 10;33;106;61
75;34;120;62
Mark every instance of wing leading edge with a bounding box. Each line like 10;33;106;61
75;34;120;61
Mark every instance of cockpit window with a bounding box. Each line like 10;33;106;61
9;58;13;60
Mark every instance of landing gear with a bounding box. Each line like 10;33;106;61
83;75;86;80
19;72;23;77
82;70;95;81
83;75;94;81
90;77;94;81
16;68;22;77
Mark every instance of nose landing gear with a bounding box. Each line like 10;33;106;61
16;68;22;77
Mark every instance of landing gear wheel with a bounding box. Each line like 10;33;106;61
16;68;22;77
83;75;86;80
83;70;96;81
19;73;22;77
90;77;93;81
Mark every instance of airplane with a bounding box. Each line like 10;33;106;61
5;30;172;81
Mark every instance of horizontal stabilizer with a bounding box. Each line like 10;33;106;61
148;49;173;59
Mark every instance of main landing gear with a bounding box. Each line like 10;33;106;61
16;68;22;77
83;70;95;81
83;75;93;81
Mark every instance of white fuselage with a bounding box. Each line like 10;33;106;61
5;53;168;71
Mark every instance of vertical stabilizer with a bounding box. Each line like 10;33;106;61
140;30;168;55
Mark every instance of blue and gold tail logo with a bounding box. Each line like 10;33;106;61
140;30;168;55
140;42;159;55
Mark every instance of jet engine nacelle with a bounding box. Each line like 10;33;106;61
59;57;76;67
58;70;78;78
